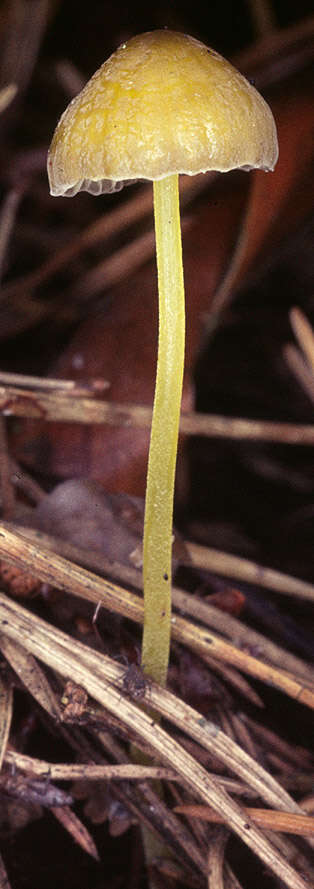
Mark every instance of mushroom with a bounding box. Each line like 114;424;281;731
48;30;278;688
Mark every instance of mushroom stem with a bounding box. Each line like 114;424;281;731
141;173;185;687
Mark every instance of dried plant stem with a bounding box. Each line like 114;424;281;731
12;522;312;684
2;172;207;305
9;458;45;504
0;190;21;283
242;714;312;768
185;540;314;604
172;586;313;684
4;753;181;783
52;806;99;860
284;343;314;404
246;0;276;37
71;228;157;301
175;804;314;837
208;827;229;889
290;306;314;373
0;594;307;816
0;371;108;394
0;674;13;770
0;524;313;708
0;634;61;719
0;594;310;889
225;864;244;889
4;751;255;798
2;381;314;444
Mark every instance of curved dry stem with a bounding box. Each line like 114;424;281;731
0;523;313;707
0;594;311;889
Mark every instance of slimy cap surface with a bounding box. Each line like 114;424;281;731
48;30;278;197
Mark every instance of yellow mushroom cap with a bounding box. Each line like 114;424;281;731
48;30;278;197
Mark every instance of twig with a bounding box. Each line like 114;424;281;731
290;307;314;374
197;653;264;708
245;0;277;37
14;522;312;684
0;594;310;889
229;713;259;761
284;344;314;404
0;523;314;708
135;779;207;876
225;863;244;889
0;83;17;114
300;796;314;814
0;190;22;283
167;781;210;850
153;858;203;888
1;0;50;96
0;524;313;708
186;540;314;604
67;219;191;301
4;750;256;799
204;170;263;334
66;228;157;301
173;584;314;684
175;804;314;837
0;370;109;395
0;675;13;770
241;714;313;769
55;59;86;97
10;458;45;503
0;594;309;815
1;172;210;305
207;827;229;889
0;635;61;719
52;806;99;860
2;381;314;444
3;753;181;783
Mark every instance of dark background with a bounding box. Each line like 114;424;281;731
0;3;314;888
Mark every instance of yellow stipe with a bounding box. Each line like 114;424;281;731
141;173;185;687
